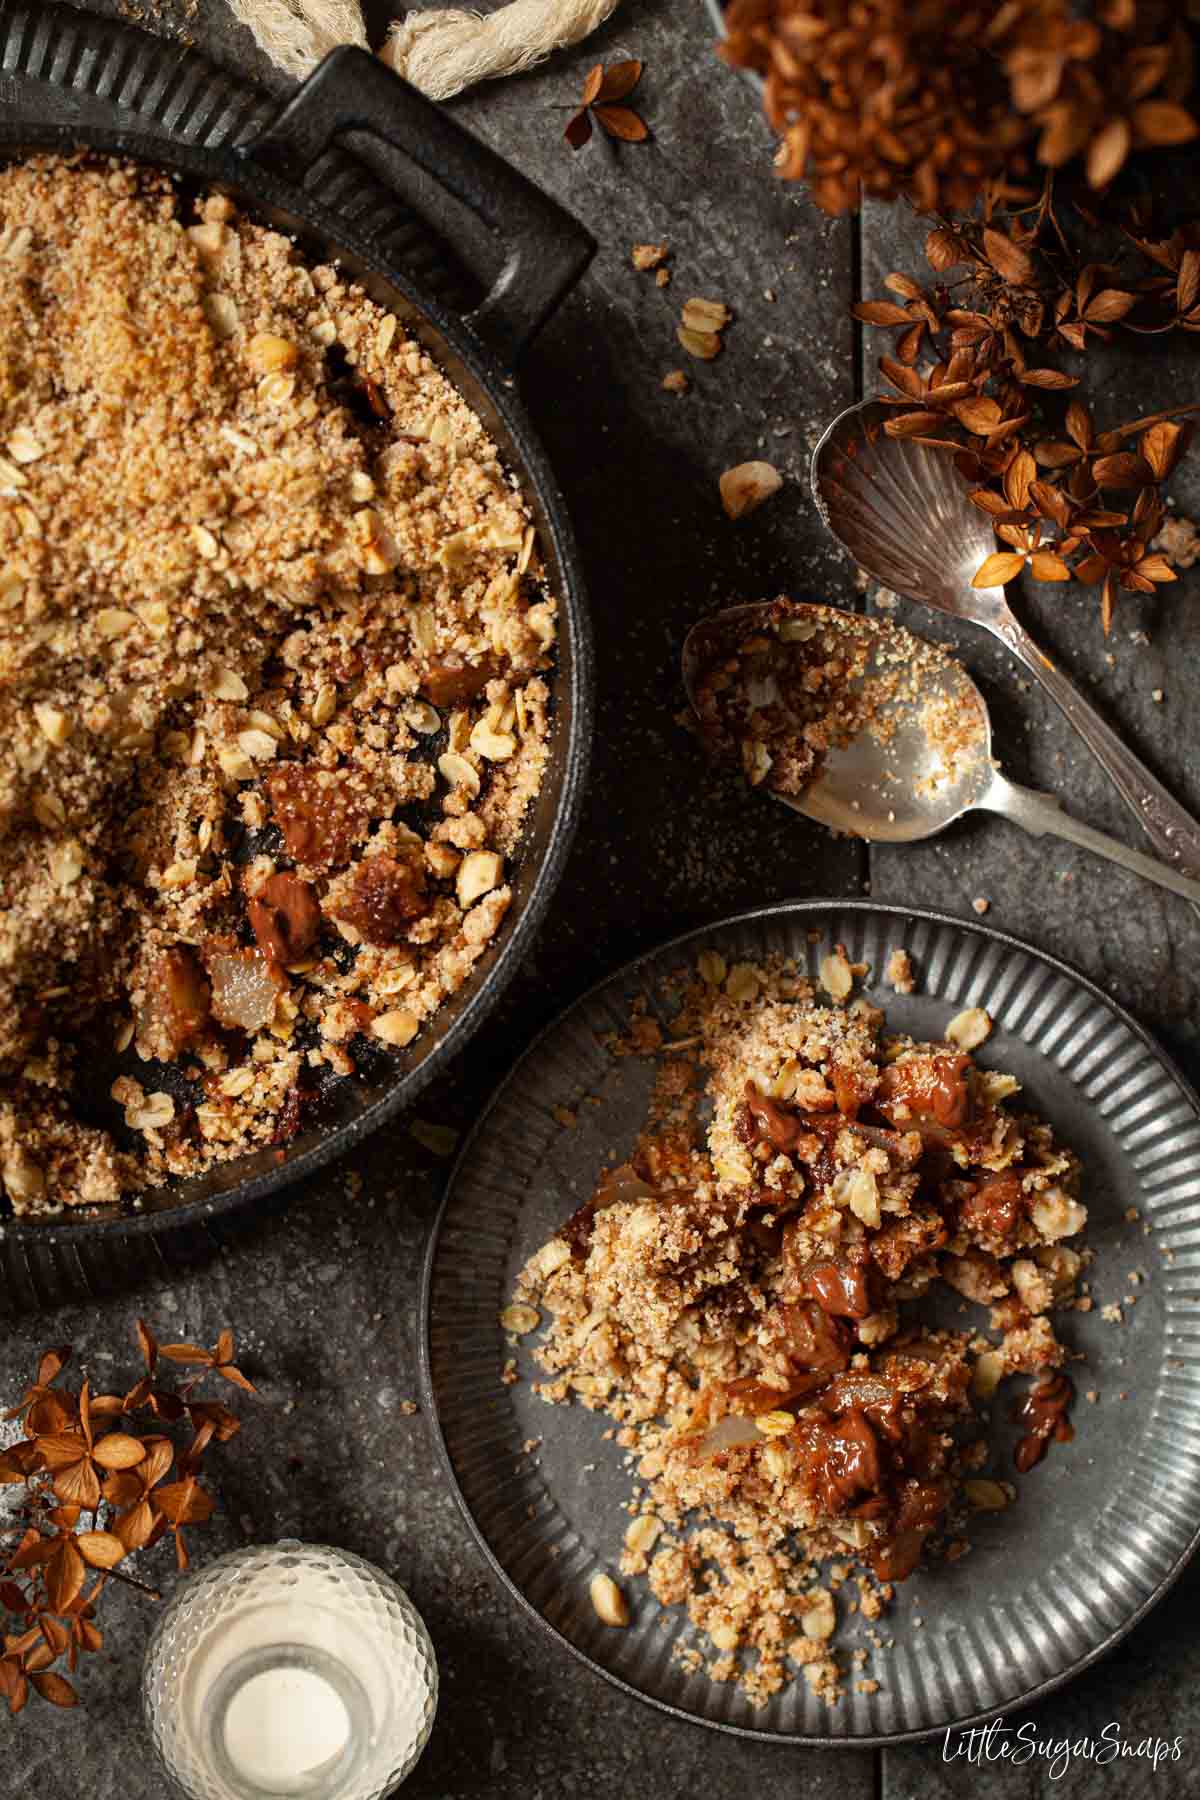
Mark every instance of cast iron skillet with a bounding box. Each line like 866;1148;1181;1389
0;10;596;1294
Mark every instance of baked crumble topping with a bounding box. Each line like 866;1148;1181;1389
511;952;1088;1706
0;156;557;1217
691;599;982;801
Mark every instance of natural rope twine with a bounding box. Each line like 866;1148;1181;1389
228;0;622;98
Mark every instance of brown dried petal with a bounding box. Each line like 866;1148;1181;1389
75;1531;127;1571
1019;369;1079;389
1141;420;1184;479
973;551;1026;589
159;1343;214;1366
878;357;925;398
854;300;914;326
30;1671;77;1708
595;58;642;102
1065;401;1093;450
884;412;946;438
564;107;593;150
925;228;964;271
895;322;925;365
135;1319;158;1374
156;1478;216;1526
51;1460;101;1513
1004;450;1036;511
91;1432;146;1471
593;105;648;143
1132;101;1198;148
1084;289;1136;323
39;1616;70;1657
44;1538;84;1614
1034;441;1083;469
1178;252;1200;315
1029;551;1072;581
115;1499;159;1552
1092;453;1154;487
1087;116;1131;188
883;273;923;301
982;228;1033;286
953;397;1002;434
36;1349;70;1390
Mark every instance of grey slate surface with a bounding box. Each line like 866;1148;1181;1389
2;1;1199;1794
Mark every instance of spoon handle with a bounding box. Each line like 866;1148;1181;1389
981;772;1200;908
984;603;1200;879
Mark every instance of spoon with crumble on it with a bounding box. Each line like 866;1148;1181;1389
682;597;1200;907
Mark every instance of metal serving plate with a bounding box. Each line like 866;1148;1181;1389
421;901;1200;1744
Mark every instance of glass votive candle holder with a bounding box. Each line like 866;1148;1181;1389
142;1541;437;1800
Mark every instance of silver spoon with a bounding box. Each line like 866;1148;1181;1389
682;600;1200;906
811;399;1200;881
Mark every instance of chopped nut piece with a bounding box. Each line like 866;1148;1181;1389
682;297;731;332
631;242;669;270
677;325;722;360
246;333;298;373
129;1091;175;1132
973;1350;1004;1398
800;1589;836;1641
8;427;44;464
202;292;239;338
946;1006;992;1050
212;669;249;703
33;703;71;746
755;1409;796;1437
457;849;504;908
624;1514;661;1555
589;1573;630;1627
661;369;690;395
818;949;853;1000
373;1008;420;1047
438;751;482;797
885;947;914;994
469;719;516;762
719;460;783;520
500;1303;540;1334
96;607;137;638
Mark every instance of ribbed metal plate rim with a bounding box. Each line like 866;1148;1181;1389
420;900;1200;1745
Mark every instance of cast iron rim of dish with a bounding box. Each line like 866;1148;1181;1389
418;898;1200;1746
0;9;596;1245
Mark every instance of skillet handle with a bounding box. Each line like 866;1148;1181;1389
239;45;595;367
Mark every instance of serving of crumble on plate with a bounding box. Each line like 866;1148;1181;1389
423;903;1200;1743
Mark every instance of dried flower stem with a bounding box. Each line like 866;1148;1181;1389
0;1322;255;1713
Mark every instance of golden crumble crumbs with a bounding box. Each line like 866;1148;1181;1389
0;157;558;1216
512;952;1090;1706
